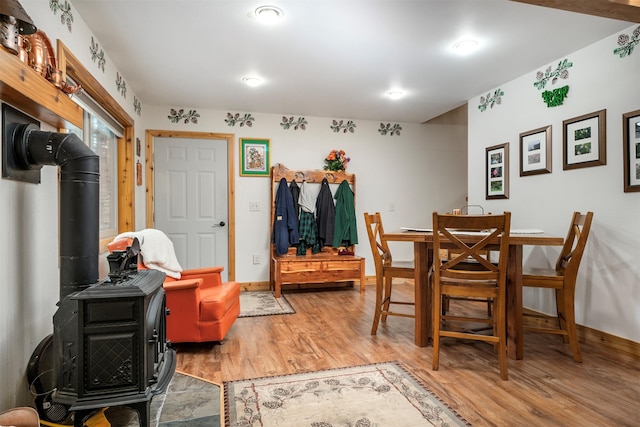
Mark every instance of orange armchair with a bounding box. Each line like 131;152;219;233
108;237;240;343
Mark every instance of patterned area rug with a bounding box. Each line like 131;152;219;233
105;371;221;426
239;291;295;318
224;361;471;426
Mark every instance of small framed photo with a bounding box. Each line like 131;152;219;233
240;138;270;176
563;109;606;170
486;142;509;199
623;109;640;192
519;125;551;176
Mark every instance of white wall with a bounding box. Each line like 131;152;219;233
140;105;468;282
467;25;640;342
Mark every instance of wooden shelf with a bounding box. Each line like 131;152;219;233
0;47;82;129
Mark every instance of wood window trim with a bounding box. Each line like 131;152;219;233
57;41;135;250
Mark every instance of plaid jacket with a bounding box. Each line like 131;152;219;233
297;211;321;255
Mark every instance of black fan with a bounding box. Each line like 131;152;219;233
27;334;70;423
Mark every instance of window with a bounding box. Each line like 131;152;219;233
88;115;118;237
68;111;120;239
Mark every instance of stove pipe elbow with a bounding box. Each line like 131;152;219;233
14;124;100;300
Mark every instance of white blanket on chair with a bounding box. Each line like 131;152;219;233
113;229;183;279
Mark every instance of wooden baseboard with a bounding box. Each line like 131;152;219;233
523;308;640;360
241;280;375;293
239;281;271;292
240;276;378;293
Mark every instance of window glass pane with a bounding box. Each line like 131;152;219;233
67;125;82;140
88;114;118;238
67;108;119;239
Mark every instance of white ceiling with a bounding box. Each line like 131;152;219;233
71;0;634;124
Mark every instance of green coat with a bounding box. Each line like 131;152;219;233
333;180;358;247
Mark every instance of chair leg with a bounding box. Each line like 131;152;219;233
560;289;582;363
497;335;508;380
555;289;569;343
496;301;508;380
371;276;384;335
381;277;393;322
432;284;441;371
491;298;499;352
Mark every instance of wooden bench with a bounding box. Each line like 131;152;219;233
270;163;365;298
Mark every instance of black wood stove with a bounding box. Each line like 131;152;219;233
50;244;175;427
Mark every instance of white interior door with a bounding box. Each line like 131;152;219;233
154;137;229;281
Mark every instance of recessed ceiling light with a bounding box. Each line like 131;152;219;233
242;76;263;87
452;39;479;54
254;5;284;23
386;90;405;100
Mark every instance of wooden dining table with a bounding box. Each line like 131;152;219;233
383;229;564;360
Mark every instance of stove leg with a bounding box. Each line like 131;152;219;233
73;408;110;427
129;400;151;427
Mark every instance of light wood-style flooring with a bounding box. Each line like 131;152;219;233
174;282;640;426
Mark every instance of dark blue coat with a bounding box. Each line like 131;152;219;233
273;178;300;255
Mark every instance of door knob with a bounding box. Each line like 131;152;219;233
212;221;226;227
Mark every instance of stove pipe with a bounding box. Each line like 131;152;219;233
12;123;99;300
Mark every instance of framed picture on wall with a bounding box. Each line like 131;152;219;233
563;109;606;170
240;138;270;176
519;125;551;176
623;109;640;192
486;142;509;199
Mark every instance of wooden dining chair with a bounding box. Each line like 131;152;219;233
431;211;511;380
522;211;594;362
363;212;415;335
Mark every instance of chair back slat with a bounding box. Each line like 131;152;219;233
364;212;393;272
433;213;511;283
555;212;594;276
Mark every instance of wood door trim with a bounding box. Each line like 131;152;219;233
145;130;236;281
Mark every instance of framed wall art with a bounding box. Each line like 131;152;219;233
486;142;509;199
240;138;270;176
563;109;606;170
519;125;551;176
623;109;640;192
